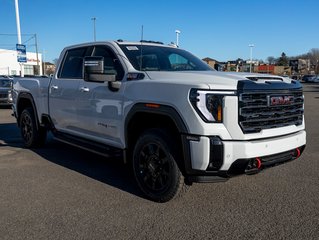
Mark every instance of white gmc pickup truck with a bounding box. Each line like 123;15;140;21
12;40;306;202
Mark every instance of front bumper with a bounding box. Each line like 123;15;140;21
183;130;306;183
0;90;12;106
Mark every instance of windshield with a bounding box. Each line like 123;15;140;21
119;44;213;72
0;79;11;87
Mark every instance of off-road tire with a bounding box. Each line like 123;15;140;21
20;107;47;148
132;128;188;202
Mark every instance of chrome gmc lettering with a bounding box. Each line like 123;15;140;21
268;95;294;106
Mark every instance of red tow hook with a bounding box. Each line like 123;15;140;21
255;157;262;169
295;148;301;158
245;157;262;175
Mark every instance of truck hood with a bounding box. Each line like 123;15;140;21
145;71;292;90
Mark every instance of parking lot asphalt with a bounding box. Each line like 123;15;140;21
0;84;318;240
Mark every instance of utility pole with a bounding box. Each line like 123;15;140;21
175;30;181;47
91;17;96;41
14;0;24;77
43;49;46;76
34;34;40;75
249;44;254;73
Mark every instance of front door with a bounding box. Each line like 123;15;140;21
76;45;125;148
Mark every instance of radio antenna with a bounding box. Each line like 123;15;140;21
139;25;144;71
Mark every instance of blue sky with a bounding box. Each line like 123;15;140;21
1;0;318;62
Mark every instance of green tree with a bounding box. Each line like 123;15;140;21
277;52;289;66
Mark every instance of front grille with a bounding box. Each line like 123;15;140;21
0;93;8;99
239;90;304;133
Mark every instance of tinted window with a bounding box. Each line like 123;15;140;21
59;48;87;79
92;46;124;80
119;45;212;72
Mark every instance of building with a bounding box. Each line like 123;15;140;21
225;60;238;72
202;57;224;71
289;59;311;75
225;59;247;72
255;64;291;75
255;64;275;74
203;56;295;76
0;48;42;76
43;62;56;75
203;57;218;68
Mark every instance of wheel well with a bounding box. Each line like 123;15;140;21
126;112;185;172
17;97;34;126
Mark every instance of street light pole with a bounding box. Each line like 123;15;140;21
175;30;181;47
14;0;21;44
91;17;96;41
43;49;46;75
14;0;24;76
249;44;254;73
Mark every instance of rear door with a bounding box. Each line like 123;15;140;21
49;47;92;134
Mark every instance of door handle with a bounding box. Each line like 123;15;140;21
80;87;90;92
51;85;58;90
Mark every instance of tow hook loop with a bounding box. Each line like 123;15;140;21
256;157;262;169
245;158;262;175
295;148;301;158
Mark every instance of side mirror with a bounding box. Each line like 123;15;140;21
83;56;116;82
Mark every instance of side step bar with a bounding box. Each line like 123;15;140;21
53;131;124;160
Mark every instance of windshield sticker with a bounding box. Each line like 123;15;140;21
126;46;139;51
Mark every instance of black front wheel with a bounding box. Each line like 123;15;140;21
132;129;187;202
20;107;47;148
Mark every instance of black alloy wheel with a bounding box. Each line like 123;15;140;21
20;107;47;148
133;129;187;202
21;110;33;144
138;142;170;192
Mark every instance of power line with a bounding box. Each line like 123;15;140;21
23;35;35;44
0;34;37;51
0;33;35;36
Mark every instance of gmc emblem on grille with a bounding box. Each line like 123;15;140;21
267;95;294;106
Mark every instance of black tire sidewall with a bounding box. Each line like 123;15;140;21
20;107;45;148
132;129;182;202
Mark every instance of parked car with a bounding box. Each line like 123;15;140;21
308;75;319;83
291;75;301;81
0;76;13;106
302;74;316;82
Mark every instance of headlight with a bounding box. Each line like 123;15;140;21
8;90;13;103
190;89;236;123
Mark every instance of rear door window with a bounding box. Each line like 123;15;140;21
59;47;90;79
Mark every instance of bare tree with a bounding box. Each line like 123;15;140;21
52;58;59;66
308;49;319;63
267;56;276;65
